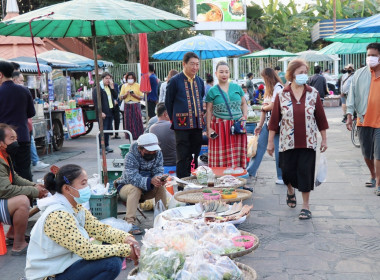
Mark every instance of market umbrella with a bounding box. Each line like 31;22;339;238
240;48;297;58
279;50;337;62
152;34;249;60
317;42;368;55
0;0;194;184
325;32;380;43
139;33;151;93
12;55;80;68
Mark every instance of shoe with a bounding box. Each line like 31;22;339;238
99;149;108;155
128;225;143;235
299;209;312;220
286;191;297;208
32;161;50;172
375;187;380;196
365;178;376;188
111;135;121;139
105;147;114;153
276;179;285;185
342;115;347;123
11;245;28;256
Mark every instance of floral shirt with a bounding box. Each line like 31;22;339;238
268;84;329;152
44;204;132;260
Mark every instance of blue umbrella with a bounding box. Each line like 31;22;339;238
152;34;249;60
337;14;380;34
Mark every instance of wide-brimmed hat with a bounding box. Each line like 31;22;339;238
345;63;354;69
137;133;161;151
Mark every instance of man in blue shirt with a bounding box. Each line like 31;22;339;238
148;64;158;119
0;61;35;181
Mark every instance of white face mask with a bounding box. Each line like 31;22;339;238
127;79;134;84
366;56;380;68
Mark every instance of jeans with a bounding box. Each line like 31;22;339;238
10;141;32;181
30;135;39;165
246;123;282;180
174;129;203;178
98;116;113;148
55;257;123;280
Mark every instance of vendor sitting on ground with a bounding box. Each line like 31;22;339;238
117;133;167;235
25;164;139;280
0;123;48;255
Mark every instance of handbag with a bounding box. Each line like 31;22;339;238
217;85;246;135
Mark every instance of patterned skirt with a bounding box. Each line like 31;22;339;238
209;116;247;168
123;103;143;140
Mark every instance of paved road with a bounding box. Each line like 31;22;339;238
1;106;380;280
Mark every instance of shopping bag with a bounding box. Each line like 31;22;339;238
315;153;327;186
154;199;167;219
247;135;258;158
120;101;125;112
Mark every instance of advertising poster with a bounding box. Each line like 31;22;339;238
65;107;86;137
191;0;247;30
48;79;54;101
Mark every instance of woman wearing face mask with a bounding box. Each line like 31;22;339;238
119;72;144;140
206;61;248;168
25;164;140;280
267;59;329;220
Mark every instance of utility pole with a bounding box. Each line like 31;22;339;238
333;0;336;33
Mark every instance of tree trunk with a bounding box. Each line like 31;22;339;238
123;34;139;63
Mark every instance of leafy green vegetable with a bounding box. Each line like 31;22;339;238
197;3;211;14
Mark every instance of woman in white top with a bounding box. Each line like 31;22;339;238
159;69;178;103
247;68;284;184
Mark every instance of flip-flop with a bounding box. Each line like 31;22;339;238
6;235;30;246
286;192;296;208
10;245;28;256
129;225;143;235
365;178;376;188
299;209;312;220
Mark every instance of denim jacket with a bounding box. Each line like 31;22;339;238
347;66;371;119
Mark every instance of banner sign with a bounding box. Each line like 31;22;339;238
66;76;71;98
65;107;86;137
191;0;247;30
48;79;54;101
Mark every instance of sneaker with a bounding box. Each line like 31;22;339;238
275;179;285;185
375;187;380;196
99;149;108;155
341;115;347;123
365;178;376;188
105;147;114;153
32;161;50;172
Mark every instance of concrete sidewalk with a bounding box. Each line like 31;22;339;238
1;106;379;280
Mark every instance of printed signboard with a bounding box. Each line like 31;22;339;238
65;107;86;138
190;0;247;30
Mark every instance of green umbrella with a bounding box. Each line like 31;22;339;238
240;48;297;58
325;33;380;43
317;42;368;55
0;0;194;183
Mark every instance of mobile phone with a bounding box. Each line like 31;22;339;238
129;90;134;94
160;174;169;182
210;132;218;139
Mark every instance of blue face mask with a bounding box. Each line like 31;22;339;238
295;74;308;85
69;185;91;204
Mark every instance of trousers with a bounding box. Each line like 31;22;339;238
98;116;113;148
11;141;32;181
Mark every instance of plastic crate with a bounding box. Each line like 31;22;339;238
119;144;131;158
101;170;123;188
85;110;96;121
89;191;118;220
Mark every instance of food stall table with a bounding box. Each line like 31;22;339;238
174;189;252;204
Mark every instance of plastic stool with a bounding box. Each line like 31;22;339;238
0;223;7;255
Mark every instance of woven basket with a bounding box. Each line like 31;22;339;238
128;261;257;279
174;188;252;204
221;230;260;259
178;176;247;189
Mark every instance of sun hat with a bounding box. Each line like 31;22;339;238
137;133;161;151
345;63;354;69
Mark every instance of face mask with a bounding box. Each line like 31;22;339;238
341;69;347;74
142;152;157;161
366;56;380;68
295;74;308;85
6;141;19;156
69;185;91;204
347;70;352;74
127;79;134;84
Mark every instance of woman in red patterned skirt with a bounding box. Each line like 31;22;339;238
205;61;248;168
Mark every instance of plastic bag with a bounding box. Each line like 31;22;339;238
195;166;213;184
154;199;167;219
315;153;327;186
100;217;133;233
247;135;258;158
168;195;186;209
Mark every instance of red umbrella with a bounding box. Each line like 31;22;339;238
139;33;151;93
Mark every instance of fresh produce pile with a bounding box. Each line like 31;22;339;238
134;222;246;279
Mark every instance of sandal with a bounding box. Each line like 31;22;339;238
6;235;30;246
10;245;28;256
375;187;380;196
365;178;376;188
129;225;143;235
299;209;312;220
286;192;296;208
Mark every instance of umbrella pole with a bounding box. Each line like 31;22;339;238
91;21;108;185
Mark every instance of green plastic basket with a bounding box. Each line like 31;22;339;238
89;191;117;220
119;144;131;158
85;110;96;121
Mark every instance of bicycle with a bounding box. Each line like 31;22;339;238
351;117;360;148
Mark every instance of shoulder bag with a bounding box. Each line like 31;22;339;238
217;85;246;135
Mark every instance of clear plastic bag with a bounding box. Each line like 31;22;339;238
315;153;327;186
100;217;133;233
154;199;167;219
